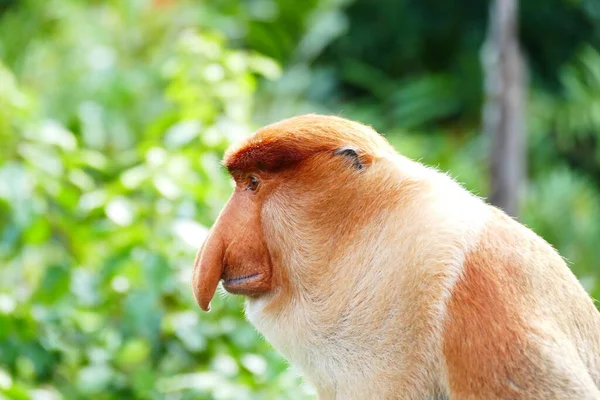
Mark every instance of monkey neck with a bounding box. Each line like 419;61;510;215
247;158;492;397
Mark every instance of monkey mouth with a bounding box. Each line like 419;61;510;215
222;273;266;295
224;273;261;286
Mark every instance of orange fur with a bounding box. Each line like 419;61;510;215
192;114;600;399
223;114;390;174
443;209;600;399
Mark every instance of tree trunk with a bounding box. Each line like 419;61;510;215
481;0;526;217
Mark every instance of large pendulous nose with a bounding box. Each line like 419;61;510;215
192;228;225;311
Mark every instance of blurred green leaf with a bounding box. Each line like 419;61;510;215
1;0;599;398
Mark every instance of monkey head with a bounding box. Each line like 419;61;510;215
191;114;394;311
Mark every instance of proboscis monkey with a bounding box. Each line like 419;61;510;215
192;114;600;399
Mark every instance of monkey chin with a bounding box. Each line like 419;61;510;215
222;273;271;297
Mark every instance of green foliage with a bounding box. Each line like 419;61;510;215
311;0;600;130
1;0;600;399
0;1;310;399
553;46;600;161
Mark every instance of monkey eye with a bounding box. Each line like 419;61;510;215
247;175;260;192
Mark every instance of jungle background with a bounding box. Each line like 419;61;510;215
1;0;600;399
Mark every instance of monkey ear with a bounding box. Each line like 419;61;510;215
333;146;364;171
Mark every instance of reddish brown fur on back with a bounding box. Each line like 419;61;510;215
443;237;533;398
443;212;594;399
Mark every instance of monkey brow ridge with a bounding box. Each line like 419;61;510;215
223;114;389;173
